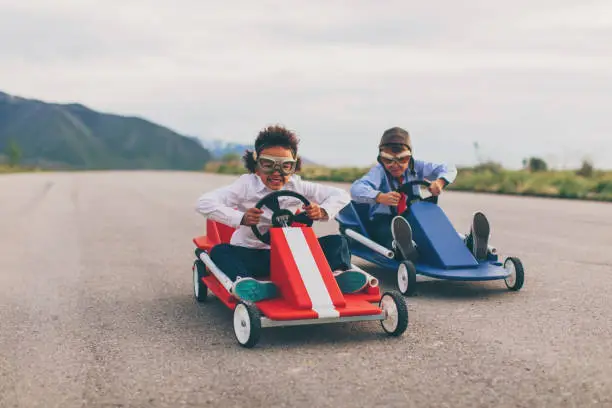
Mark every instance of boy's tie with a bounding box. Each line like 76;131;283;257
397;176;407;215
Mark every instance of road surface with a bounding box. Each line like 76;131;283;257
1;171;611;407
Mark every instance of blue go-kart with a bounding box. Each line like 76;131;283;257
335;180;525;296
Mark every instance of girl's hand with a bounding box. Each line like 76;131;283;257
241;208;264;226
303;203;327;220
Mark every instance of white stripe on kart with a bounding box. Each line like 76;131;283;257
282;228;340;318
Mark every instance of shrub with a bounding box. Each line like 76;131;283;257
526;157;548;172
4;140;22;167
593;179;612;195
550;175;591;198
576;159;594;178
473;161;504;174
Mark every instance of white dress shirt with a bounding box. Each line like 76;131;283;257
196;174;351;249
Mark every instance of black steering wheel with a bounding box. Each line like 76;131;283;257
251;190;314;244
395;180;439;205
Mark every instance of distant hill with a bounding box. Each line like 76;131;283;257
198;138;317;165
0;91;212;170
199;139;252;158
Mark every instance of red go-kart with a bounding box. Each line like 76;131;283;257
192;190;409;348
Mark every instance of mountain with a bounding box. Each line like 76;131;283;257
199;139;252;158
198;138;318;165
0;90;212;170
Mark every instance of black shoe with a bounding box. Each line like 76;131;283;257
466;212;490;260
391;216;418;261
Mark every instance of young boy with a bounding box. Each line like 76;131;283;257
196;125;369;302
350;126;491;261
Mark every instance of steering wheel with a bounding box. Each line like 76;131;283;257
251;190;314;244
395;180;438;205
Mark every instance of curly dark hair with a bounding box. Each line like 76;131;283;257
243;125;303;173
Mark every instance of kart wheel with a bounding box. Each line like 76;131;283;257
397;261;417;296
503;257;524;291
233;302;262;348
193;260;208;302
380;291;409;336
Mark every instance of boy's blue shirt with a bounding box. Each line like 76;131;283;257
350;159;458;219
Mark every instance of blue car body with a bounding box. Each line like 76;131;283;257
336;200;510;281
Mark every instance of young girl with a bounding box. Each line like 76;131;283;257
196;125;368;302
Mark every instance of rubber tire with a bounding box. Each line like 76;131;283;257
397;261;417;296
193;260;208;303
504;257;525;291
380;291;409;336
233;302;262;348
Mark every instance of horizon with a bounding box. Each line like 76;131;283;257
2;86;609;170
1;1;610;170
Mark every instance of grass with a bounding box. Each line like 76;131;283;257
449;168;612;201
0;164;43;174
204;160;612;202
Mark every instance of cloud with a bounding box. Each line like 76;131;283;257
1;0;610;168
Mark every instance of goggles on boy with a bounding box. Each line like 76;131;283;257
378;150;411;166
256;155;298;175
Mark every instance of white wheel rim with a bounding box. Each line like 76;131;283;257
193;265;199;297
504;259;517;287
398;264;409;293
381;295;399;332
234;304;251;345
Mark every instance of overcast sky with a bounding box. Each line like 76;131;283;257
1;0;611;168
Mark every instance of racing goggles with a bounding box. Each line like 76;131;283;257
256;155;298;175
378;150;411;166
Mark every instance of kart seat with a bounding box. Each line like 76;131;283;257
193;219;236;251
336;201;373;237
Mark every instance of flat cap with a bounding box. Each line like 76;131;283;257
379;127;411;150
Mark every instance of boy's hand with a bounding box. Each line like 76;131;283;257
303;203;327;220
376;191;401;206
241;208;264;226
428;179;446;196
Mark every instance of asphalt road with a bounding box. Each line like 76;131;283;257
1;171;611;408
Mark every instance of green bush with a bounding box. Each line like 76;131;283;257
4;140;22;167
473;161;504;174
526;157;548;172
219;165;245;175
593;179;612;198
576;159;595;178
556;178;586;198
